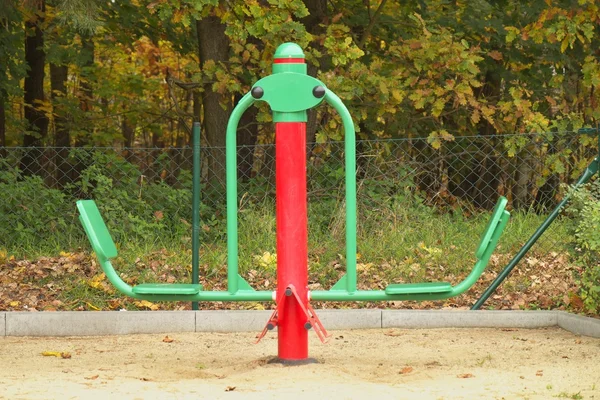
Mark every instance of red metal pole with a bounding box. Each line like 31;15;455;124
275;121;308;360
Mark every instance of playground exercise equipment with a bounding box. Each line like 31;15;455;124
77;43;510;363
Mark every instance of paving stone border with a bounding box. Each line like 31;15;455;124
1;310;598;338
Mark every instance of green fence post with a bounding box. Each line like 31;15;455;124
192;121;201;310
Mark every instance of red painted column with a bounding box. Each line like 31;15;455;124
275;121;308;360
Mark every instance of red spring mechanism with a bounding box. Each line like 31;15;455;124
256;285;330;344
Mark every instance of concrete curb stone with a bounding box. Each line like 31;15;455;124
317;309;382;330
6;311;195;336
195;310;272;332
382;310;558;329
557;311;600;338
1;310;599;338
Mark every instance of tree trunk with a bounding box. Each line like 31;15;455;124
236;93;258;181
0;18;6;155
50;63;71;188
302;0;328;154
69;34;95;191
0;90;5;156
197;16;231;186
21;1;49;177
77;35;94;147
448;69;501;209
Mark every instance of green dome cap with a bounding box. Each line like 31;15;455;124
274;42;305;59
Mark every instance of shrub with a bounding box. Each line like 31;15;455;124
0;162;79;250
566;180;600;313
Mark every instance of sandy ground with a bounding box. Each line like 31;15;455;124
0;327;599;400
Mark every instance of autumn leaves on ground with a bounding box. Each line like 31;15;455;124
0;248;584;313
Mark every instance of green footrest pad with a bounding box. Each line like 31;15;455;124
385;282;452;295
132;283;202;295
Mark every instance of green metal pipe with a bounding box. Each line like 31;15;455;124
324;90;357;293
191;121;201;310
310;289;463;302
471;157;599;310
226;93;255;294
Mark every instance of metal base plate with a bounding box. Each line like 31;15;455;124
267;357;319;366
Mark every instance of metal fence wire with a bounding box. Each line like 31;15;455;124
0;132;597;256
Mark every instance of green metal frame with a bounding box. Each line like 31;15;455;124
78;90;510;304
77;46;511;303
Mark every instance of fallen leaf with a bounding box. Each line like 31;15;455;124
85;375;99;380
457;373;474;378
536;370;543;376
42;351;71;359
225;386;236;392
134;300;159;311
399;366;413;374
384;330;403;337
140;377;152;381
162;336;174;343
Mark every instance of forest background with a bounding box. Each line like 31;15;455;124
1;0;600;313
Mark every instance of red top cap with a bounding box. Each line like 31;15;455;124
273;58;305;64
273;42;305;64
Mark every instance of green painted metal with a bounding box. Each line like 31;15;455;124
251;73;326;114
272;42;306;75
226;93;255;294
274;42;305;59
237;275;255;291
314;206;510;302
77;200;118;260
77;42;514;309
133;283;202;295
475;196;508;260
192;121;201;310
330;274;347;291
385;282;452;295
77;199;273;302
324;90;357;293
472;158;599;309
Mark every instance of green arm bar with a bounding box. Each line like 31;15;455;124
312;200;510;301
77;200;272;302
225;92;257;294
78;195;508;303
324;89;358;293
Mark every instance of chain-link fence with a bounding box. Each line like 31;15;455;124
0;132;597;257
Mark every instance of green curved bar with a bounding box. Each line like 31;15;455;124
98;259;139;298
311;208;510;301
324;90;357;293
226;92;256;294
98;259;273;302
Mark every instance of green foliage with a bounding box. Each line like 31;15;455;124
566;180;600;313
73;152;193;242
0;152;198;252
0;161;77;250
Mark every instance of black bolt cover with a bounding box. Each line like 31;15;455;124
312;85;326;98
251;86;264;99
